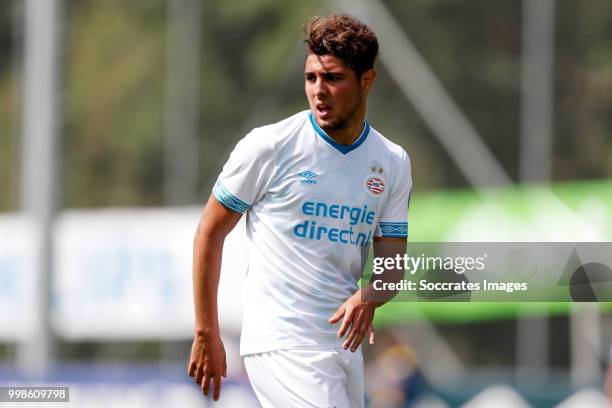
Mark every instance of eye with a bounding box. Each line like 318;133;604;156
305;74;316;82
325;73;342;82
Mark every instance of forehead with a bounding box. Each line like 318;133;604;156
304;53;348;73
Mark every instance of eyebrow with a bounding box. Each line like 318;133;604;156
303;70;345;76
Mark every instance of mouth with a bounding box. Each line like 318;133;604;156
315;103;332;118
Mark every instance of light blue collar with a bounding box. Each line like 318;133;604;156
308;111;370;155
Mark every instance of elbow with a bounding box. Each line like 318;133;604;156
194;221;227;248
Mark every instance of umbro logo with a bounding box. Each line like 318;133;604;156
298;170;318;184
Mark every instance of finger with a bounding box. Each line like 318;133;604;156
347;320;367;350
328;304;346;324
195;364;204;385
368;324;376;345
202;371;211;396
213;373;222;401
342;308;364;346
350;331;366;352
350;322;369;352
337;306;355;338
343;325;359;349
188;359;196;377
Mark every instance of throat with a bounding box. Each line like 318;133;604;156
326;122;366;146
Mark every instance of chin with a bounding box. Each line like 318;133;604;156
317;118;333;129
317;116;344;131
323;121;347;132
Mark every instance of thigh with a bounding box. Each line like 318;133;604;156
338;348;365;408
244;348;355;408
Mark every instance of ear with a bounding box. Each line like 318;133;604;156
361;69;377;90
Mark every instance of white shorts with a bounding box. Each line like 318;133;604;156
243;347;364;408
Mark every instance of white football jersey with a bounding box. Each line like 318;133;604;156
213;110;411;355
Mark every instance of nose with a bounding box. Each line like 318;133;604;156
313;76;328;97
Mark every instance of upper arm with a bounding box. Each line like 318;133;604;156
373;236;407;259
371;237;406;290
375;149;412;239
197;194;243;240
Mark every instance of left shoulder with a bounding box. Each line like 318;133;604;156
367;126;411;168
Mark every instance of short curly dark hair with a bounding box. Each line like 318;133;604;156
304;14;379;77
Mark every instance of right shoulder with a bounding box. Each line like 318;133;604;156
229;110;309;164
246;110;310;147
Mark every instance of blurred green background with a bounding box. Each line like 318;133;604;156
1;0;611;210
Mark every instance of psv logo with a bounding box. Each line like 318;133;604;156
365;176;385;196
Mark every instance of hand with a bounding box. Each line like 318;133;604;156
328;290;376;352
188;332;227;401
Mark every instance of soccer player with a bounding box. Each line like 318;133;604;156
188;14;412;407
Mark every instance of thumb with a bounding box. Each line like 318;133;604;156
329;304;346;324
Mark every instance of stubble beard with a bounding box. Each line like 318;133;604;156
319;91;362;132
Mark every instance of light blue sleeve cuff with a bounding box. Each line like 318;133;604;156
379;221;408;238
212;179;251;214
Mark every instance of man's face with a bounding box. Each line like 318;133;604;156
304;53;367;132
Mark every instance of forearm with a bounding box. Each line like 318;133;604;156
363;273;402;308
192;223;224;337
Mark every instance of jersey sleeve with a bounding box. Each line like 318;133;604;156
212;129;275;214
375;150;412;238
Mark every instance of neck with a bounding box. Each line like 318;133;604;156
326;107;367;145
